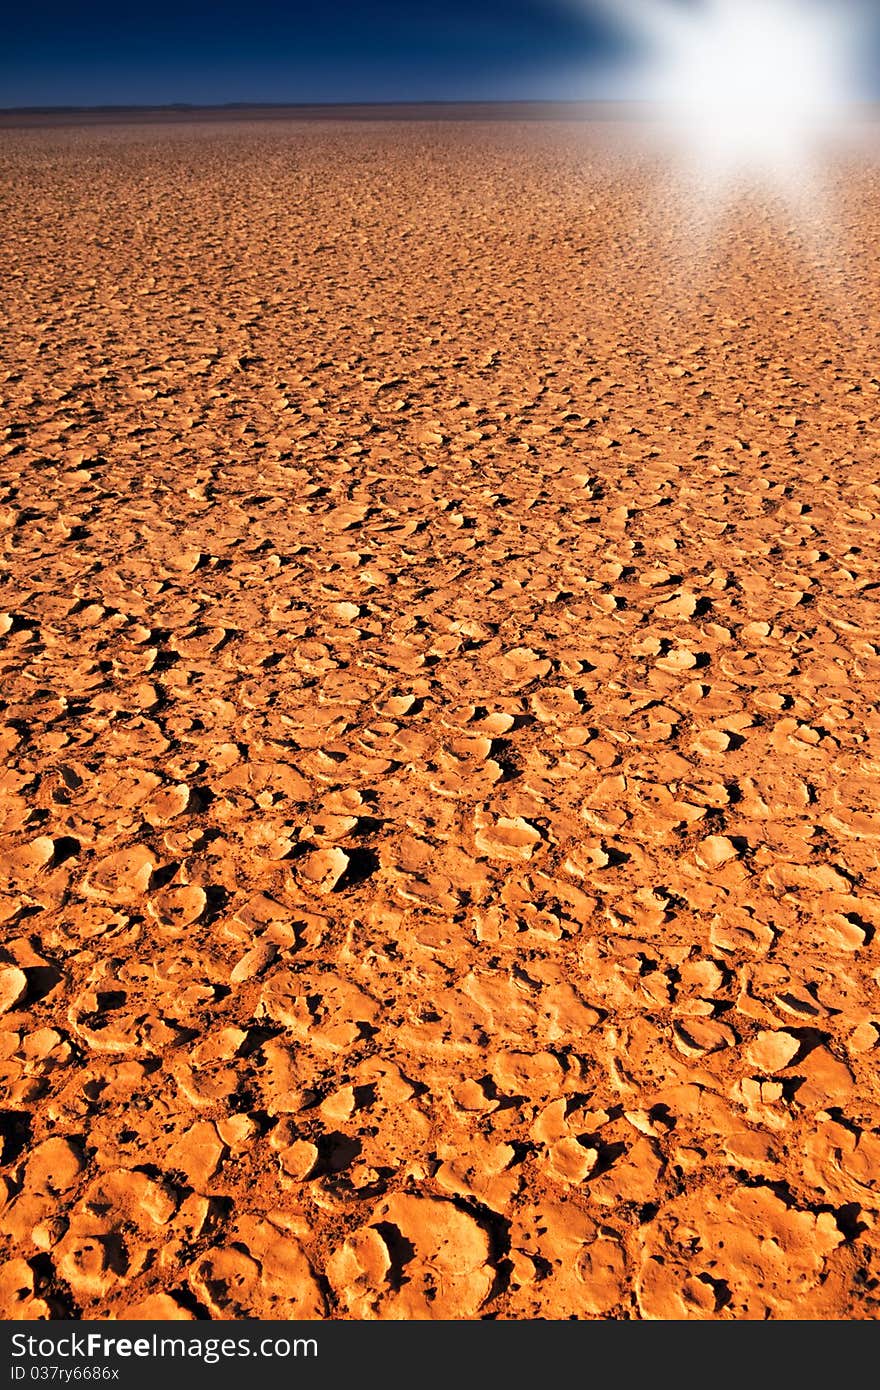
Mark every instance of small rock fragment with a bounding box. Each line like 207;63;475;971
746;1030;800;1073
230;941;278;985
298;847;349;893
0;968;27;1016
696;835;738;870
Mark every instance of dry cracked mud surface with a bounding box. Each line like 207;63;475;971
2;116;880;1319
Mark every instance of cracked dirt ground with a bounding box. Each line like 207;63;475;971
2;116;880;1320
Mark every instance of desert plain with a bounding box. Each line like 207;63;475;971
1;113;880;1320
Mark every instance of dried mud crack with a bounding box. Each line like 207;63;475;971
2;116;880;1319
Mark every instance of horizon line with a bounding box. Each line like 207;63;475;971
1;97;644;112
4;97;878;129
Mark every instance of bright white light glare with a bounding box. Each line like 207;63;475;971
589;0;869;183
659;0;849;177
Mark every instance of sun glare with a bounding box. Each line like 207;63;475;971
591;0;869;186
658;0;850;179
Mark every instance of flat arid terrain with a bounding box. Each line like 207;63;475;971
2;114;880;1320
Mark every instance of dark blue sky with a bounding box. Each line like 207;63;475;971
1;0;641;107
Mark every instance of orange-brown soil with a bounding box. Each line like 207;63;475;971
2;117;880;1320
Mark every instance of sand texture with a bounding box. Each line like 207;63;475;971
2;118;880;1320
